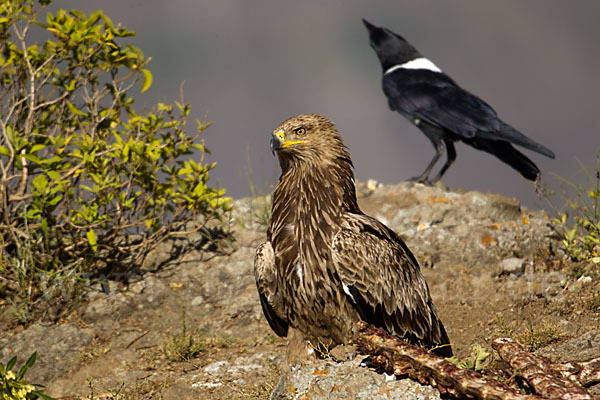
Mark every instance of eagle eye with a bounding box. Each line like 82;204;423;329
293;127;306;136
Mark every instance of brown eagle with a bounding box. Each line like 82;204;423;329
254;114;452;358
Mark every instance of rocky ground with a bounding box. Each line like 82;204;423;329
1;181;599;399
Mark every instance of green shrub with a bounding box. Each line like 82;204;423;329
545;152;600;262
0;0;230;321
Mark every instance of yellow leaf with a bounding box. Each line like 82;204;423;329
47;27;66;38
141;69;152;93
481;236;496;247
490;223;502;231
86;229;97;252
428;196;450;204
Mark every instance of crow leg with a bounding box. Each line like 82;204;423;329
410;138;444;184
431;139;456;182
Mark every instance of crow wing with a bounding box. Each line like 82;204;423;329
331;212;451;355
383;69;555;158
254;241;288;337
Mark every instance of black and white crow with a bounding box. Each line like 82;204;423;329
362;19;555;183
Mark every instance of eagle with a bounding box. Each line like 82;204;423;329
254;114;452;358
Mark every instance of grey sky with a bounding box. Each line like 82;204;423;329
49;1;600;209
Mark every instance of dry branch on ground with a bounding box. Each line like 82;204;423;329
353;322;597;400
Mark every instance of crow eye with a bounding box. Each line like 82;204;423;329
294;127;306;136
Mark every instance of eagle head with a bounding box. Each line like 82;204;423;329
270;114;346;169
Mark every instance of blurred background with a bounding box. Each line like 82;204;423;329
49;1;600;209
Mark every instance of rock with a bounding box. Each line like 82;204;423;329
204;360;230;374
487;194;522;221
329;344;357;362
191;296;204;306
270;375;289;400
356;179;382;197
279;358;441;399
577;275;592;286
0;323;94;384
141;240;176;271
499;258;526;276
536;330;600;363
81;290;134;324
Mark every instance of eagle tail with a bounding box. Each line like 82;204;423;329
430;321;453;358
348;285;453;356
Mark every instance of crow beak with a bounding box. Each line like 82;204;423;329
362;18;377;32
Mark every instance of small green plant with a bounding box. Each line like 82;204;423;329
542;152;600;261
0;352;55;400
447;344;490;372
162;306;205;362
86;376;168;400
263;333;278;344
493;312;514;337
226;359;282;400
244;147;272;230
493;314;564;352
515;319;564;352
79;339;111;363
309;339;332;359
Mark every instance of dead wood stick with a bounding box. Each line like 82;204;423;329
554;357;600;388
492;337;593;400
353;322;541;400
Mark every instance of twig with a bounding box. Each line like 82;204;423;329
126;329;151;349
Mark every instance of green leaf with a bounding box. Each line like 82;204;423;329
86;229;98;252
47;194;63;206
33;392;58;400
32;174;49;193
6;355;17;372
40;218;49;234
23;153;43;164
18;352;37;379
0;145;10;156
140;69;152;92
566;227;577;242
67;101;87;116
31;144;46;153
47;170;61;181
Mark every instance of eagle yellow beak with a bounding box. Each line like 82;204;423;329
270;130;304;154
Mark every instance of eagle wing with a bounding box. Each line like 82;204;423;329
254;241;288;337
331;212;451;355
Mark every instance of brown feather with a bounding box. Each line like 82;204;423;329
254;114;452;356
